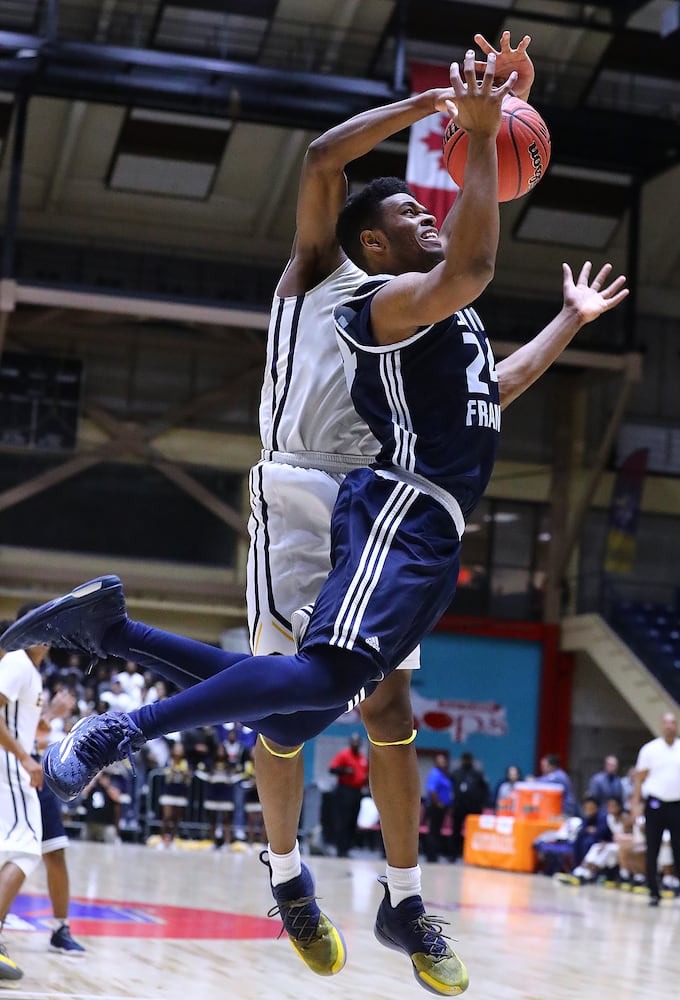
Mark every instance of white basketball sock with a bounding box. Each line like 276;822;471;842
386;863;422;907
268;841;302;887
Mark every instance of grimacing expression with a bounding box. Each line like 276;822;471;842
367;194;444;273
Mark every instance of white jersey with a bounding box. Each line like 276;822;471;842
258;258;379;459
0;650;43;856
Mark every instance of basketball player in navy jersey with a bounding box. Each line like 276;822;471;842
245;31;535;992
3;48;628;998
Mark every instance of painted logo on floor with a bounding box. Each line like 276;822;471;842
8;893;281;939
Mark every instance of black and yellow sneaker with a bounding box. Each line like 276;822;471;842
554;873;584;886
261;851;346;976
0;942;23;981
374;877;468;996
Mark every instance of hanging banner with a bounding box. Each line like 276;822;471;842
604;447;649;574
406;61;459;225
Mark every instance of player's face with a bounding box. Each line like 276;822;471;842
374;193;444;273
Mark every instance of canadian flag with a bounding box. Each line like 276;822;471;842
406;61;459;225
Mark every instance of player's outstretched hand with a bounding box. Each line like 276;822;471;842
474;31;534;102
445;51;517;138
562;261;629;325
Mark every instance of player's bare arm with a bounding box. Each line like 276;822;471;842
279;88;455;296
496;261;628;409
371;53;516;343
437;32;534;249
474;31;534;102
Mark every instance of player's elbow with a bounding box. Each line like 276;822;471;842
305;136;342;174
470;255;496;289
450;257;496;306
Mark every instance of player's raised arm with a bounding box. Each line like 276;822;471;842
281;87;455;295
496;261;629;409
370;53;515;343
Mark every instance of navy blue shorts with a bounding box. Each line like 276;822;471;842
38;779;68;852
302;468;461;677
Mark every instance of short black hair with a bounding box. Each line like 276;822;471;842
336;176;414;267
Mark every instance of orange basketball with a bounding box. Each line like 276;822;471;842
442;96;551;202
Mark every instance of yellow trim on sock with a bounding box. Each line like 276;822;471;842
258;734;304;758
367;728;417;748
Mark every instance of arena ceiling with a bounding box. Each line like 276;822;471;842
0;0;677;322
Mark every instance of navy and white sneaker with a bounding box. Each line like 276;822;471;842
49;924;86;956
0;576;126;657
374;878;468;996
43;712;145;803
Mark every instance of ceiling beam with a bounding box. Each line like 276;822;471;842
0;30;677;177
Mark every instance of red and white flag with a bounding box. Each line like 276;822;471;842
406;61;459;225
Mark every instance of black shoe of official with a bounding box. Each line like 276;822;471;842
0;576;125;658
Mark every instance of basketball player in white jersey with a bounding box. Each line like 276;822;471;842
0;640;45;981
0;621;85;982
245;31;536;993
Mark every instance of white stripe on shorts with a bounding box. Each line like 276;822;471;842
330;480;420;651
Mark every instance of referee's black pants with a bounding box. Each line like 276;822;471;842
645;798;680;899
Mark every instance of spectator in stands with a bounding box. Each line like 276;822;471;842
621;765;636;809
77;683;98;718
221;725;247;841
450;752;490;861
494;764;522;810
182;725;219;774
200;741;239;849
158;742;192;848
100;675;134;713
82;769;123;843
556;797;623;885
117;660;145;709
587;755;624;808
241;747;265;847
533;815;582;877
539;753;578;816
142;674;165;706
555;796;612;884
424;754;453;863
631;712;680;906
328;734;369;858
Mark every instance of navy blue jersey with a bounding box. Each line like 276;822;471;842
334;278;500;519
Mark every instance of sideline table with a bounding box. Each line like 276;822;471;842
463;813;562;873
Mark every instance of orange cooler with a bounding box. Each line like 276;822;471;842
510;782;563;821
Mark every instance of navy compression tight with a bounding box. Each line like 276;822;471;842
103;618;379;745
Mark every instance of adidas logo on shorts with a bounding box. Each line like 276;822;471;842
365;636;381;652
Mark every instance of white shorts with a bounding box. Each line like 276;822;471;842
0;777;42;859
583;841;619;869
247;460;420;669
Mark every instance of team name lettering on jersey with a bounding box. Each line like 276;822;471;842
466;398;502;431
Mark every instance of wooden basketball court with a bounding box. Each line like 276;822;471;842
5;841;679;999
